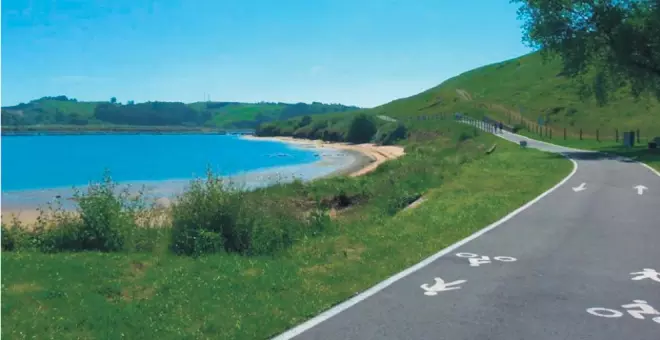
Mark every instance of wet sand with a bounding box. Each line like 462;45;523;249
1;137;404;225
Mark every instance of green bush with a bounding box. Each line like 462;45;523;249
346;114;377;143
374;123;408;145
169;171;330;257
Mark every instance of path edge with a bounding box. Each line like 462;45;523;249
270;151;579;340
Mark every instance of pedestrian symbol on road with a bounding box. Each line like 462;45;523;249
420;277;467;296
587;300;660;324
456;252;517;267
631;268;660;283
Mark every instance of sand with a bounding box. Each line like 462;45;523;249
241;135;405;177
1;137;405;226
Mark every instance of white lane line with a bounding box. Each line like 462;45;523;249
270;154;579;340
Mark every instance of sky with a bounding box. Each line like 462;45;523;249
1;0;532;108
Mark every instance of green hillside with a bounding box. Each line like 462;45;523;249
259;51;659;170
1;96;360;131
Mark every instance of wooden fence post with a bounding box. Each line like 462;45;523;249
564;128;567;140
616;129;619;142
636;129;640;143
596;129;599;142
580;128;583;140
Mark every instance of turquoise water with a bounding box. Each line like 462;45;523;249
1;134;355;210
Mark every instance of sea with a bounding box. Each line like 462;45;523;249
1;134;356;210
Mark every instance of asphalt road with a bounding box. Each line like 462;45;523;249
274;121;660;340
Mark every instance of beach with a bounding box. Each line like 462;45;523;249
1;136;405;225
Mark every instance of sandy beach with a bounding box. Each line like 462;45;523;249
240;135;405;177
1;136;405;226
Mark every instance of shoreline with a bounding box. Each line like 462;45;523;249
1;136;404;226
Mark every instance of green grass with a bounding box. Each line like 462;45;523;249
1;132;572;339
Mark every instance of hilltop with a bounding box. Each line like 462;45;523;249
0;96;360;131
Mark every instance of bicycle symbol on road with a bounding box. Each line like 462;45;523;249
587;300;660;324
455;252;517;267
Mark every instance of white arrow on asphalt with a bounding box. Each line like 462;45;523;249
634;185;648;195
420;278;467;296
572;183;587;192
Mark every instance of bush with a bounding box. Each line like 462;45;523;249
346;114;377;143
374;123;408;145
169;171;330;257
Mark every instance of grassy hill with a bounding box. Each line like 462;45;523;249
1;96;360;131
260;51;659;169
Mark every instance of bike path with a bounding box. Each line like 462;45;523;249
273;125;660;340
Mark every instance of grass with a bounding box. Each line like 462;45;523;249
1;129;572;339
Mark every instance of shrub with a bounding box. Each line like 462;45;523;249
374;123;408;145
35;173;150;253
169;171;329;257
346;114;377;143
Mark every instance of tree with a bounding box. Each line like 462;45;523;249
110;97;117;104
512;0;660;100
346;114;377;144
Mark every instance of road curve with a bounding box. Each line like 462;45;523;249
272;120;660;340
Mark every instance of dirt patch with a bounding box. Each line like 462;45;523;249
456;89;473;101
241;268;263;277
5;282;43;294
121;285;155;302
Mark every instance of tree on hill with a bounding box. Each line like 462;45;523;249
110;97;117;104
346;114;377;144
513;0;660;101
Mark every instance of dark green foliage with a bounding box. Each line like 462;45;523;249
94;102;210;126
513;0;660;100
346;114;378;143
373;123;408;145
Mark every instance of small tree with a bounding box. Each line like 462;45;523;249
110;97;117;104
346;114;377;144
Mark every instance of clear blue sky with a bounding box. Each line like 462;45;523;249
1;0;532;108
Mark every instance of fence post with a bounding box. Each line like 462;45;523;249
636;129;640;143
596;129;599;142
580;128;583;140
616;129;619;142
549;129;552;139
564;127;567;140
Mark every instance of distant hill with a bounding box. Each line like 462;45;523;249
0;96;360;131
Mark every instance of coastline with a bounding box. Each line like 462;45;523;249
1;136;404;226
240;135;405;177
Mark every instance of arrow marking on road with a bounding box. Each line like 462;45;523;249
420;277;467;296
634;185;648;195
573;183;587;192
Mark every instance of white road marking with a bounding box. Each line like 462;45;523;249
572;183;587;192
621;300;660;320
456;252;479;258
468;256;492;267
587;307;624;318
420;278;467;296
456;253;517;267
270;131;579;340
634;185;648;195
493;256;517;262
631;268;660;283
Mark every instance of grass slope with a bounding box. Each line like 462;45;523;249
1;133;571;339
362;51;659;170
